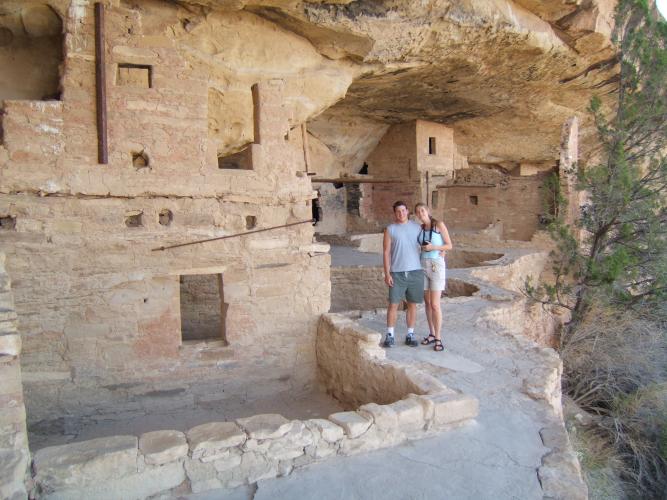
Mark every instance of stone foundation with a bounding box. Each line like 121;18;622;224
29;313;478;498
0;254;30;500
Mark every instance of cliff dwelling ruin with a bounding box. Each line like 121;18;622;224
0;0;617;498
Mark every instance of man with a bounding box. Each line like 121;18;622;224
383;200;423;347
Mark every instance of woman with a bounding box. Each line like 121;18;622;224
414;203;452;352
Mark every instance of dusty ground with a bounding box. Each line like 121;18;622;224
188;292;565;499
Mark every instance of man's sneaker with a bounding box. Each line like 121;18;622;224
383;334;395;348
405;333;418;347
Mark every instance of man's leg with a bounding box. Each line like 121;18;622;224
384;303;399;347
403;270;423;346
406;301;416;329
387;302;399;329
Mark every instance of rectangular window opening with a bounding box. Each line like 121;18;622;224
428;137;436;155
117;63;152;88
179;273;228;344
218;146;252;170
431;190;439;208
469;195;478;206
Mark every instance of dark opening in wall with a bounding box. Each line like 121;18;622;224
0;5;64;100
245;215;257;229
117;64;152;88
346;183;361;216
159;209;173;226
469;195;478;206
0;215;16;230
180;273;227;343
428;137;436;155
431;190;439;208
125;211;143;227
132;151;149;169
218;147;251;170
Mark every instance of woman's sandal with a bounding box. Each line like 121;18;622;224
434;339;444;352
421;334;436;345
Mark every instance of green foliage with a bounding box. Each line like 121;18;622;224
527;0;667;325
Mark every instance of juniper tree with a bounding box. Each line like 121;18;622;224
528;0;667;335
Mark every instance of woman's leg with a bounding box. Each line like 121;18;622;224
428;290;442;340
423;290;435;337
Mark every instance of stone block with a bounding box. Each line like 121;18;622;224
305;418;344;443
388;397;425;431
212;449;242;472
0;334;21;357
265;422;312;461
338;427;385;456
33;435;138;490
328;411;372;438
423;393;479;428
539;450;588;500
238;451;278;484
0;449;29;500
139;430;188;465
187;422;246;462
236;414;292;440
539;424;571;451
408;393;434;422
39;460;186;500
184;456;216;484
358;403;398;432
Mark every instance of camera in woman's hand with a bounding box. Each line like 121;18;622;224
421;239;431;248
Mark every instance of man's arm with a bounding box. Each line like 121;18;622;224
383;228;393;287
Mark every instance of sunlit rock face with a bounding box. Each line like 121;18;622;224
116;0;616;171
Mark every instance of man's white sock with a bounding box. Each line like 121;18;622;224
387;327;395;336
407;328;414;335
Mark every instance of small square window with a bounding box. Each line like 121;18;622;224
469;195;478;206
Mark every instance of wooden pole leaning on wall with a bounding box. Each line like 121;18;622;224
94;2;108;164
151;219;315;252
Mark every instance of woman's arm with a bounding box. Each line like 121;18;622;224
438;221;453;252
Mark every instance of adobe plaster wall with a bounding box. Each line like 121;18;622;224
0;1;333;428
0;253;30;500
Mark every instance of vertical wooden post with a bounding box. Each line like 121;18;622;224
301;123;310;172
251;83;261;145
95;2;108;164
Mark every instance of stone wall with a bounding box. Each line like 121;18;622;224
438;169;550;241
330;267;386;313
356;120;465;226
0;253;30;500
28;313;478;498
0;1;333;427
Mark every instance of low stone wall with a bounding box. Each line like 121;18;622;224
468;248;548;293
29;313;478;498
0;253;30;500
330;267;386;312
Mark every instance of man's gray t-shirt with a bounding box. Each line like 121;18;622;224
388;221;422;272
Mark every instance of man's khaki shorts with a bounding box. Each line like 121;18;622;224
388;270;424;304
422;257;446;291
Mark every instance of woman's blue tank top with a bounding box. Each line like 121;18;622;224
418;225;445;260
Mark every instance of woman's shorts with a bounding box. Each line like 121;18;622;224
422;257;446;291
388;270;424;304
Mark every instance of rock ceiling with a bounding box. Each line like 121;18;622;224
1;0;619;171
